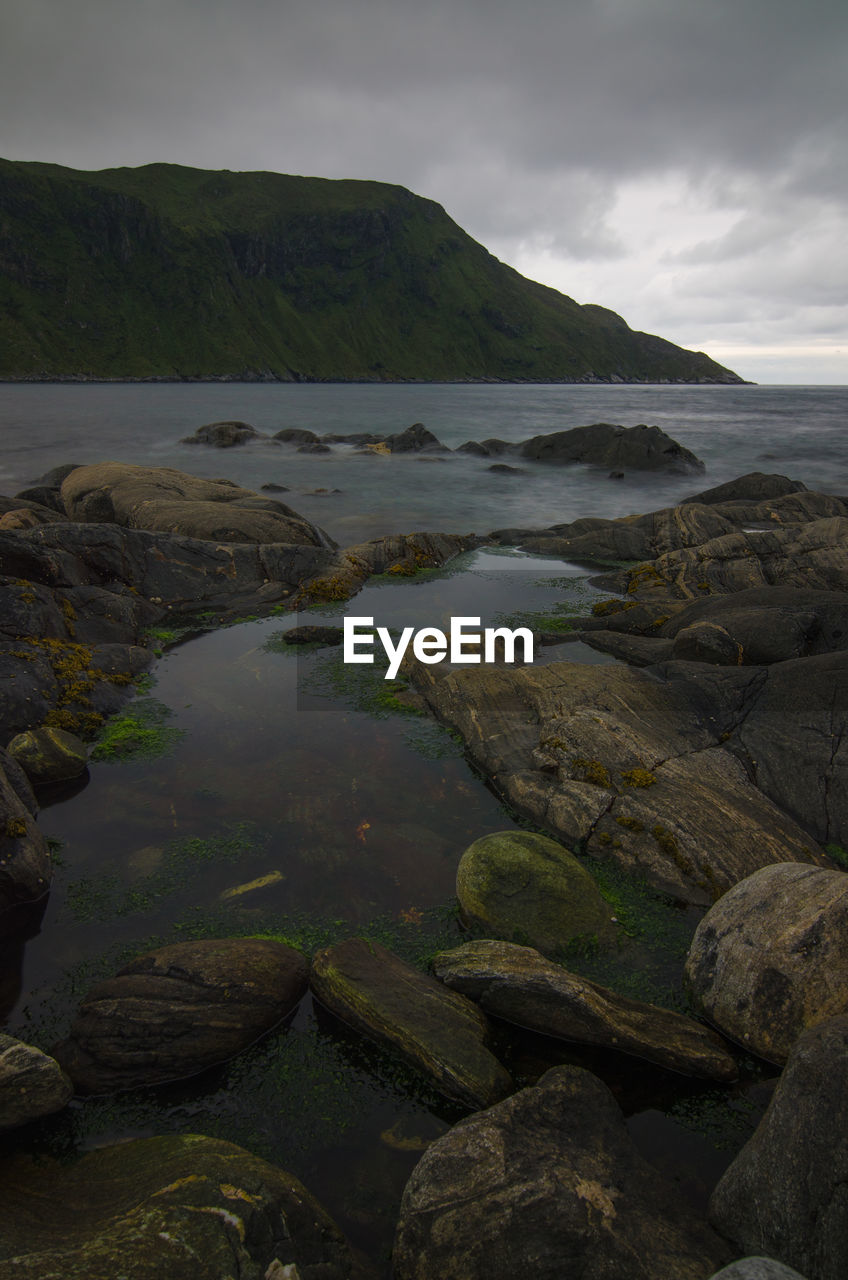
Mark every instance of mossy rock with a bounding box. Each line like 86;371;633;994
0;1134;355;1279
6;725;88;785
456;830;616;955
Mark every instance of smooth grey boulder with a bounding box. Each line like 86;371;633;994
710;1016;848;1280
393;1065;730;1280
708;1261;809;1280
52;937;309;1093
516;422;705;474
432;939;737;1080
310;937;512;1110
0;1035;73;1130
685;864;848;1063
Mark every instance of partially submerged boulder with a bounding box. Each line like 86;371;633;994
685;864;848;1063
710;1015;848;1280
181;420;265;447
0;752;52;912
433;939;737;1081
0;1134;356;1280
310;937;512;1109
393;1065;730;1280
6;726;87;785
455;830;616;953
52;937;309;1093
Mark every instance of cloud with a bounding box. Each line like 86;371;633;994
1;0;846;380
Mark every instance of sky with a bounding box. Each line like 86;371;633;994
1;0;846;384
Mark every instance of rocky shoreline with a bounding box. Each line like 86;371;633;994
0;447;846;1279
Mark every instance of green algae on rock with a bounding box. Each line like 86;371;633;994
456;829;616;954
310;937;512;1110
6;725;87;784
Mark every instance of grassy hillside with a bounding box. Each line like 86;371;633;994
0;159;743;383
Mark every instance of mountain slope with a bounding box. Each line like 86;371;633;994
0;159;743;383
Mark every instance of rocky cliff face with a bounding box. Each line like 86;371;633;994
0;158;745;383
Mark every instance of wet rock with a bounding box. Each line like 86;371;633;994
0;1034;73;1130
0;1134;357;1279
710;1016;848;1280
6;726;88;785
298;441;332;453
488;463;524;474
685;864;848;1064
685;472;808;505
52;937;309;1093
385;423;448;453
393;1065;730;1280
455;830;616;953
60;462;330;547
432;939;738;1081
709;1262;809;1280
181;419;264;447
310;937;512;1109
0;754;52;912
282;625;344;646
516;422;704;473
409;660;827;906
273;428;319;444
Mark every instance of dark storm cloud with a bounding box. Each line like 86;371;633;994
1;0;846;379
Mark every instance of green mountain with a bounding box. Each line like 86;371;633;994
0;159;743;383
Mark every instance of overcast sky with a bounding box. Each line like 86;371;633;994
2;0;846;383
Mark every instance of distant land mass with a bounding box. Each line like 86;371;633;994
0;159;745;384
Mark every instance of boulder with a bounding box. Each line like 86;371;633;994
516;422;704;473
432;939;737;1080
181;419;264;447
685;472;808;505
685;864;848;1063
708;1263;809;1280
710;1016;848;1280
60;462;330;546
0;1035;73;1130
52;937;309;1093
6;726;88;785
455;830;616;952
0;1134;356;1279
310;937;512;1109
273;428;319;444
393;1065;730;1280
385;423;448;453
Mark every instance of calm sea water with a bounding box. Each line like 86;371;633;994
1;382;846;543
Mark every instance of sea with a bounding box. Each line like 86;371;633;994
1;381;845;1272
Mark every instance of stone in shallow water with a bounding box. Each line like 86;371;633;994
455;829;616;954
684;863;848;1064
0;1034;73;1130
710;1015;848;1280
432;939;737;1081
0;1134;356;1280
52;937;309;1094
6;725;88;784
708;1262;810;1280
310;937;512;1109
393;1065;730;1280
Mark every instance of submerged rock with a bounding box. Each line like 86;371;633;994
6;726;88;785
710;1016;848;1280
708;1263;809;1280
0;753;52;912
52;937;309;1093
393;1065;730;1280
455;830;616;953
0;1034;73;1130
310;937;512;1109
0;1134;357;1279
685;864;848;1064
432;939;737;1081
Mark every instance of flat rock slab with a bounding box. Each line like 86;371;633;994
52;937;309;1093
456;830;617;954
433;939;737;1081
685;864;848;1064
393;1065;730;1280
0;1134;356;1280
410;660;827;905
310;937;512;1109
0;1034;73;1130
710;1016;848;1280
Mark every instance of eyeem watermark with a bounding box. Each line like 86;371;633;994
344;616;534;679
